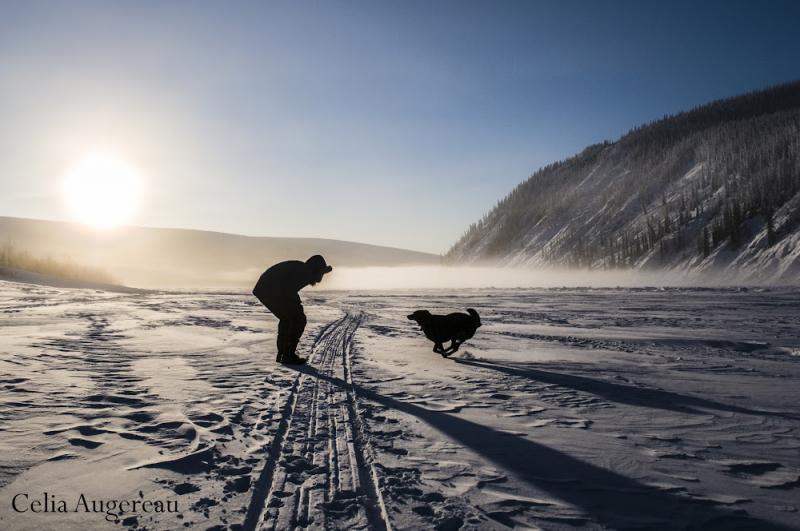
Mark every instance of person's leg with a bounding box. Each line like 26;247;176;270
257;294;290;362
282;304;307;358
259;292;307;364
276;316;293;361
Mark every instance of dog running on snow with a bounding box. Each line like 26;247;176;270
407;308;481;357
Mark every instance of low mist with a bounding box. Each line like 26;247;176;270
103;265;795;291
315;266;734;291
2;218;791;290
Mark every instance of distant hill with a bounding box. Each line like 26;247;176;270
0;217;439;288
447;80;800;283
0;266;142;293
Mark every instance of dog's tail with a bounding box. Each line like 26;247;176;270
467;308;481;327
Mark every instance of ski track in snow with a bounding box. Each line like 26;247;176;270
0;283;799;530
244;312;390;531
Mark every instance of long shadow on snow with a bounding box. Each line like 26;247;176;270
455;358;800;421
296;365;789;531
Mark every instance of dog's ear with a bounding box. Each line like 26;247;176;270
408;310;430;322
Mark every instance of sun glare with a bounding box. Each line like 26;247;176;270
63;153;142;229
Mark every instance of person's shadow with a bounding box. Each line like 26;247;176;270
297;364;793;530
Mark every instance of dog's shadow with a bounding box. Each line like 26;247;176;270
454;357;800;420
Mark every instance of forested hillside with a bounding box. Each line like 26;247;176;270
447;81;800;282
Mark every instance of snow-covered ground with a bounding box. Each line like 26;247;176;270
1;281;799;530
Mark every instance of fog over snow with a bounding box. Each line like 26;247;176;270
319;265;796;291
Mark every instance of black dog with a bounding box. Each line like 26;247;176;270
407;309;481;357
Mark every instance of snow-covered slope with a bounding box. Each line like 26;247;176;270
448;81;800;283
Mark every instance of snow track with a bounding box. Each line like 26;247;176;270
244;312;391;531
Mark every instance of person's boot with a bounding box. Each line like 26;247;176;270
279;336;306;365
280;352;307;365
276;335;290;363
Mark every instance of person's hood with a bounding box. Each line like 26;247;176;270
306;255;333;275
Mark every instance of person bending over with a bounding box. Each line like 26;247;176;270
252;255;333;365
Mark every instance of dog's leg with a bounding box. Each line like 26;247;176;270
433;343;444;354
437;343;452;357
441;341;460;357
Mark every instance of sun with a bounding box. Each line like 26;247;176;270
63;153;142;229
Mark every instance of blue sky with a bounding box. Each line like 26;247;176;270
1;0;799;253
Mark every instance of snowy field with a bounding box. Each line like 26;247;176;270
1;281;799;530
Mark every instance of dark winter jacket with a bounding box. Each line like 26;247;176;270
253;260;313;303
